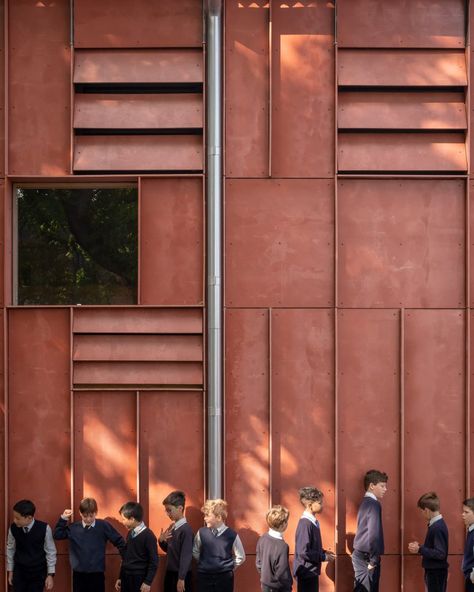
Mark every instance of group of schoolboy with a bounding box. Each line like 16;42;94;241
6;469;474;592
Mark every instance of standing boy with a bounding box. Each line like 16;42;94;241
54;497;126;592
256;505;292;592
462;497;474;591
159;490;194;592
192;498;245;592
6;499;57;592
293;486;335;592
408;492;449;592
115;502;159;592
352;469;388;592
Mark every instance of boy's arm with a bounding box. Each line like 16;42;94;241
273;543;293;590
295;521;322;564
255;538;262;574
6;527;15;572
177;529;193;581
233;534;246;568
192;530;201;561
104;521;126;556
53;516;70;540
367;505;382;566
44;525;57;575
143;531;159;586
419;529;448;561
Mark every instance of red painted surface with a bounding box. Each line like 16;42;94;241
74;0;202;48
140;178;204;305
225;179;334;307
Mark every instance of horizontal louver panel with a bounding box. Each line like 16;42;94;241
338;132;466;172
74;94;202;129
74;135;202;172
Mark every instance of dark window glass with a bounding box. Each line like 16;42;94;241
16;186;138;305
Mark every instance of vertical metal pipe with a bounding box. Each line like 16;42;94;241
205;0;223;499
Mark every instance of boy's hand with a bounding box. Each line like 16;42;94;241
45;575;54;590
115;579;121;591
7;571;13;586
140;584;151;592
62;509;73;519
159;525;173;543
408;541;420;554
367;563;376;571
177;578;185;592
325;551;336;562
470;571;474;584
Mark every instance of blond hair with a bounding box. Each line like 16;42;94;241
201;498;228;520
266;505;289;531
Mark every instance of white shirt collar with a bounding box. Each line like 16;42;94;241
82;520;96;528
174;517;187;531
365;492;378;501
468;523;474;532
24;519;35;531
302;510;318;527
214;523;227;535
268;528;283;540
132;522;147;536
429;514;443;527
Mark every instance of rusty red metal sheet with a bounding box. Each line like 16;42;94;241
74;49;203;84
404;555;464;590
338;92;467;130
73;334;202;362
233;560;263;592
73;391;137;530
271;309;335;557
225;179;334;307
0;181;5;307
0;312;4;554
8;309;70;525
337;0;465;48
338;179;465;308
271;1;335;177
138;391;204;543
338;50;467;87
225;309;270;550
404;310;465;554
73;361;202;387
74;135;203;172
337;310;400;555
9;0;70;175
73;308;203;334
74;0;202;48
225;1;269;178
338;132;467;172
74;94;203;130
0;0;4;177
140;178;204;305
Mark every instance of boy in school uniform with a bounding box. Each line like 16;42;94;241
352;469;388;592
115;502;159;592
256;505;293;592
462;497;474;591
6;499;57;592
54;496;126;592
159;490;194;592
192;498;245;592
408;492;449;592
293;487;335;592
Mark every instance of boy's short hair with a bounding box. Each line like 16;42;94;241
298;486;324;506
464;498;474;512
162;490;186;509
364;469;389;490
417;492;440;512
119;501;143;522
13;499;36;517
266;505;289;531
201;498;228;520
79;497;98;515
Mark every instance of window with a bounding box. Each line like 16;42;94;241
15;186;138;305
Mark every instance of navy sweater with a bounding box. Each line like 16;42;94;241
463;528;474;577
120;528;159;586
353;496;384;566
54;517;125;573
419;517;449;570
11;521;48;571
158;521;194;579
293;516;326;578
197;527;237;573
256;533;292;591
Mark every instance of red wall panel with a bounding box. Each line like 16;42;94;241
271;1;335;178
225;309;270;550
8;0;70;175
140;178;203;305
338;179;465;308
74;0;202;48
226;179;334;307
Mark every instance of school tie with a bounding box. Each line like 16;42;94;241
84;525;91;530
211;528;218;536
23;527;28;533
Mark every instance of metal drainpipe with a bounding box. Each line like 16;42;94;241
205;0;223;500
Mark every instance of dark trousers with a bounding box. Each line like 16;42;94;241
73;571;105;592
297;575;319;592
424;569;447;592
121;572;147;592
262;586;292;592
164;570;193;592
197;570;234;592
465;576;474;591
352;550;380;592
12;568;47;592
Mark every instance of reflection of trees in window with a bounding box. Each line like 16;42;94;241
17;187;138;305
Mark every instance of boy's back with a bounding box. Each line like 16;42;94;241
256;532;292;592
